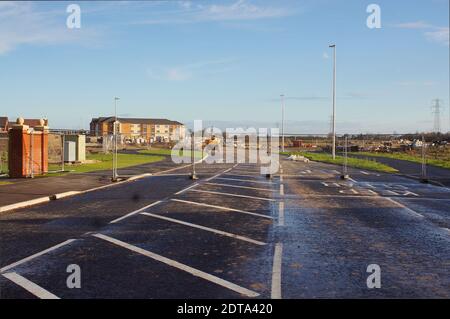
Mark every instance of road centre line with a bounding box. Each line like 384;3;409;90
278;202;284;227
170;199;273;219
188;189;276;202
280;184;284;196
204;182;273;192
175;183;199;195
271;243;283;299
92;233;259;298
215;177;275;185
2;272;59;299
0;239;77;273
140;212;266;246
109;201;162;224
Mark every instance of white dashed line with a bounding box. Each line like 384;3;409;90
109;201;162;224
93;233;260;298
279;184;284;196
271;243;283;299
140;212;266;245
188;189;276;202
278;202;285;226
170;199;273;219
2;272;59;299
0;239;76;273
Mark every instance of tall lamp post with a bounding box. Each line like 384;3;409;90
329;44;336;159
280;94;285;153
113;96;120;181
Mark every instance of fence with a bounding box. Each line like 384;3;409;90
0;132;8;175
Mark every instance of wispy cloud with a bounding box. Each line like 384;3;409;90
147;58;237;81
135;0;294;25
0;1;101;54
393;20;449;46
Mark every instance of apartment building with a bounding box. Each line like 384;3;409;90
90;117;186;143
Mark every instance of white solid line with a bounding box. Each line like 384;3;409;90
189;189;276;202
360;171;370;175
0;196;50;213
280;175;283;182
93;233;259;297
141;212;266;245
271;243;283;299
109;200;162;224
279;184;284;196
206;167;232;181
216;177;274;185
204;182;272;192
170;199;273;219
0;239;76;273
2;272;59;299
175;183;199;195
348;177;357;183
278;202;285;227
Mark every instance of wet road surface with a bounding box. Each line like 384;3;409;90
0;158;449;298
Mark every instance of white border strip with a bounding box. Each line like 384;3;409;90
93;233;259;297
271;243;283;299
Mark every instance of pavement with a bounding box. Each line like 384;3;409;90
0;156;183;208
348;153;450;187
0;156;449;299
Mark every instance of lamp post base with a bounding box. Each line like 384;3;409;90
340;174;349;180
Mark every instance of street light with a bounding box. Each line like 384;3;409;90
113;96;120;181
280;94;285;153
329;44;336;159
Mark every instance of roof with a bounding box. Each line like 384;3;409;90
92;117;183;126
23;119;42;127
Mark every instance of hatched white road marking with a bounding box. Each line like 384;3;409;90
204;182;272;192
206;167;233;181
216;177;275;185
93;233;260;298
170;199;273;219
189;189;276;202
175;183;199;195
385;197;424;218
271;243;283;299
140;212;266;245
0;239;76;273
2;272;59;299
280;184;284;196
109;201;162;224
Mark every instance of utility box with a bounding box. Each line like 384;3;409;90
64;134;86;162
64;141;76;162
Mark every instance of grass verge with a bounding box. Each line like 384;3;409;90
284;151;398;173
351;152;450;170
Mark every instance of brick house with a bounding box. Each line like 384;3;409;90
90;117;186;143
0;117;8;132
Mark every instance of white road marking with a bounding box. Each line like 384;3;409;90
280;175;283;182
368;189;378;195
216;177;274;185
385;197;424;218
332;170;340;174
2;272;59;299
204;182;272;192
206;168;232;181
175;183;199;195
170;199;273;219
360;171;370;175
189;189;276;202
109;201;162;224
224;173;262;179
0;239;76;273
306;169;312;173
280;184;284;196
278;202;285;226
271;243;283;299
348;177;357;183
93;233;259;298
141;212;266;245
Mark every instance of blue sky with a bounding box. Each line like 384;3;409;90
0;0;448;133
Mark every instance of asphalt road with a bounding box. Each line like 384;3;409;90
0;157;449;298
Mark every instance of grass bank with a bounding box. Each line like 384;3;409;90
283;151;398;173
351;152;450;170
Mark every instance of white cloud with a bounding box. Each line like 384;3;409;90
147;58;236;81
136;0;293;25
322;52;329;59
0;1;101;54
393;21;449;47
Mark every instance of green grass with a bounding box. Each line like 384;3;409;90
48;152;165;174
285;151;398;173
138;148;204;158
352;152;450;170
